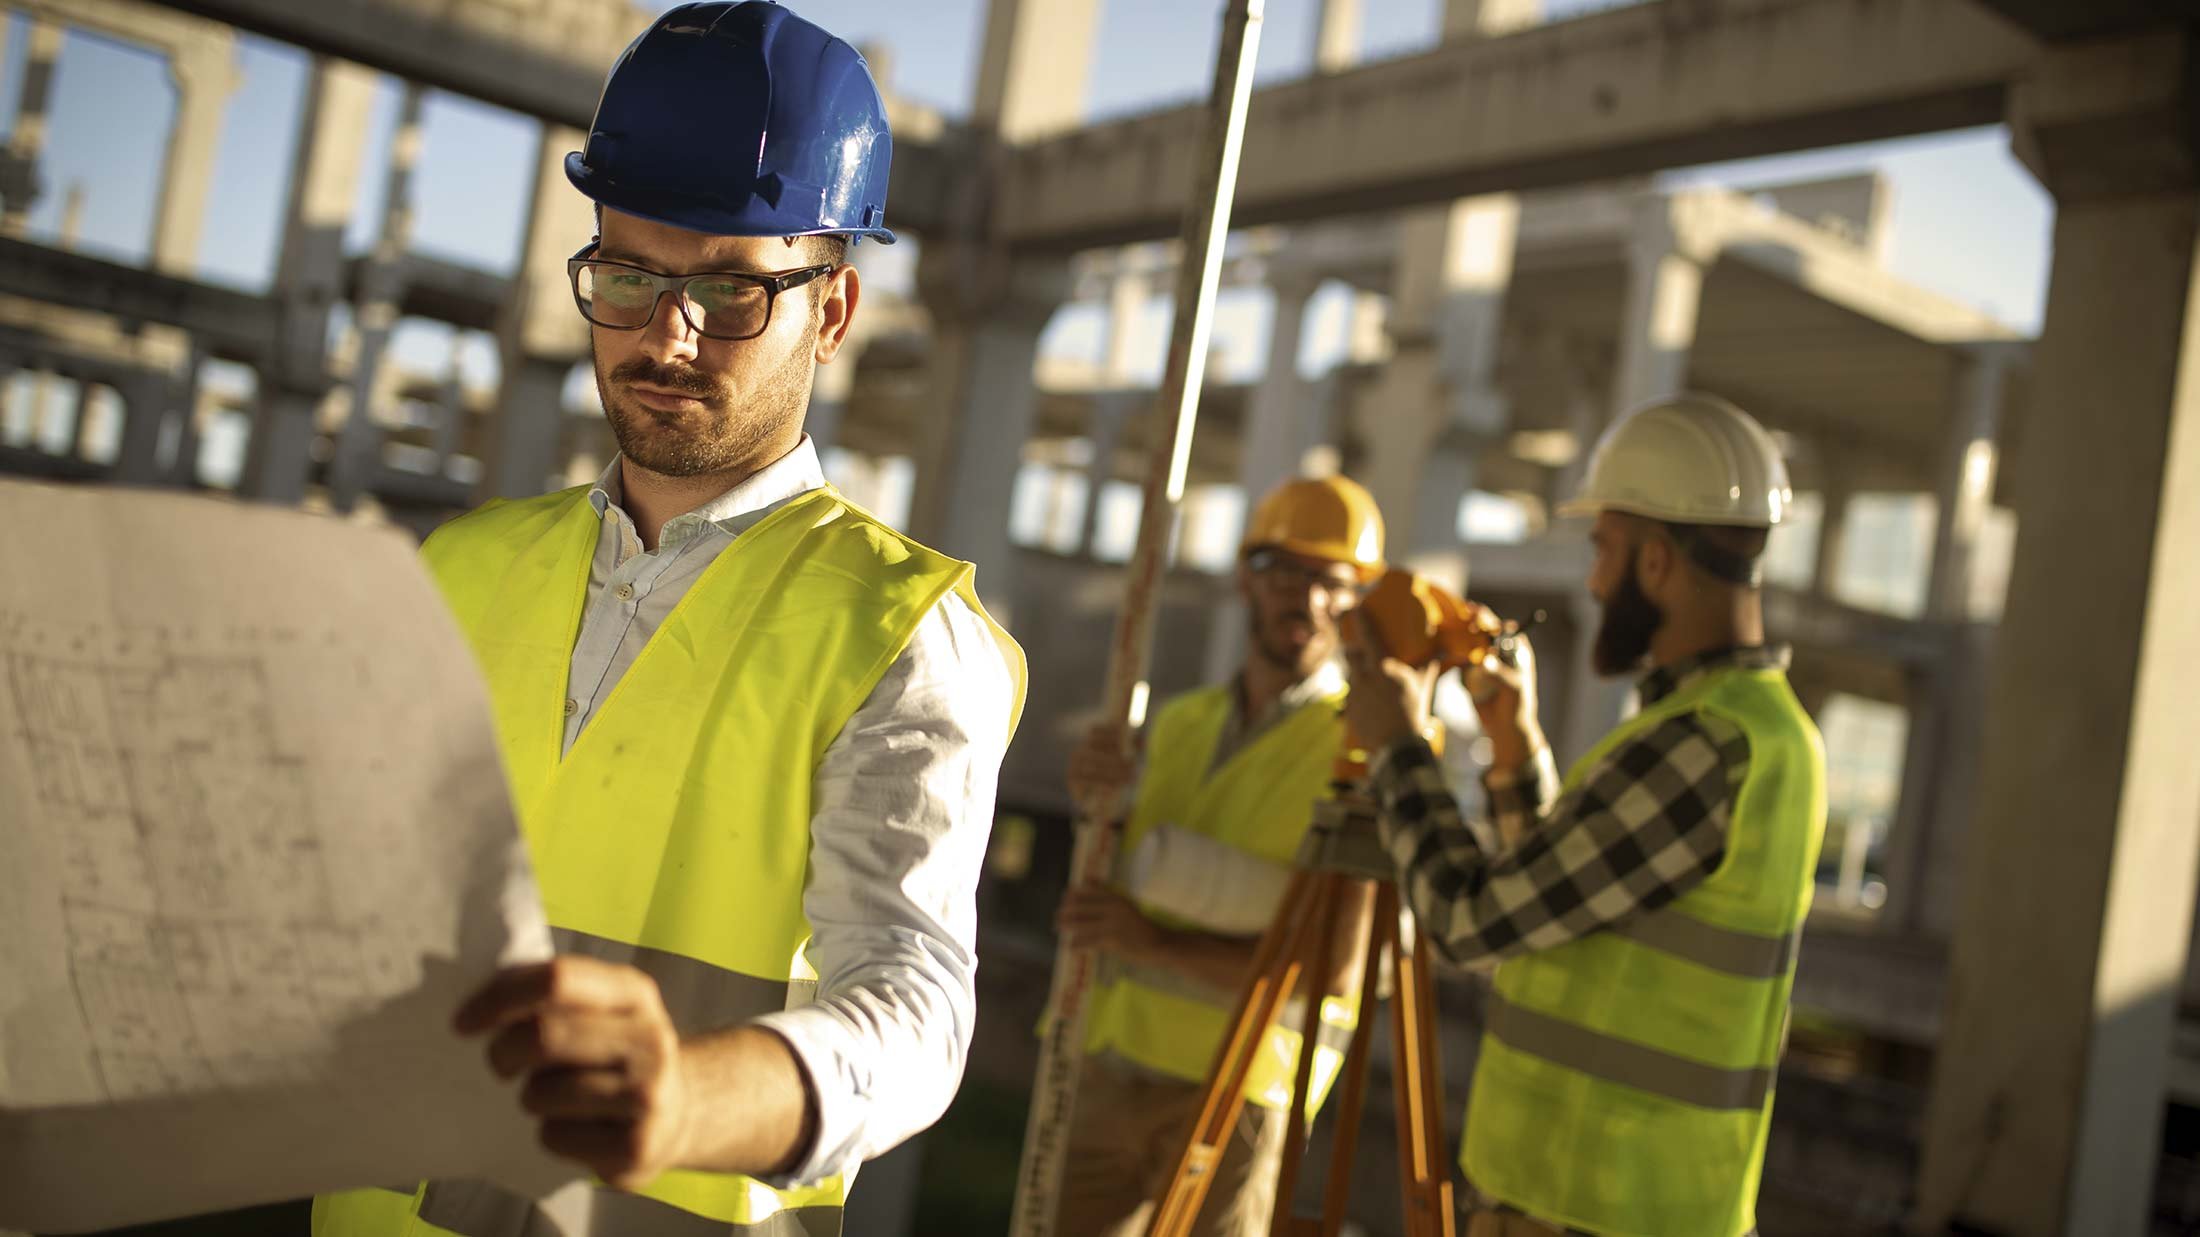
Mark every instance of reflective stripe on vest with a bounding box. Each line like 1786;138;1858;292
319;1183;843;1237
550;927;819;1029
1080;683;1354;1113
1484;994;1773;1111
1462;665;1826;1237
314;485;1026;1237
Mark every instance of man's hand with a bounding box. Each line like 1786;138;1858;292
454;956;696;1191
1056;885;1165;965
1466;629;1544;771
1066;722;1139;820
1342;609;1440;752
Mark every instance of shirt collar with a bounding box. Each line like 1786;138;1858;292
588;436;829;542
1637;644;1791;706
1237;660;1347;726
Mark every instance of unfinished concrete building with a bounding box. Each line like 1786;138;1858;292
3;0;2197;1233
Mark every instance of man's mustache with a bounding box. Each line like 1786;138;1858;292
612;357;728;402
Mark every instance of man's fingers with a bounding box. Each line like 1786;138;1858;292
521;1067;647;1122
1351;608;1392;661
486;1011;641;1080
455;956;653;1035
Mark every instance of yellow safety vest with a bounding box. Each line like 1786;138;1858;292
1081;683;1358;1113
1462;665;1825;1237
314;484;1025;1237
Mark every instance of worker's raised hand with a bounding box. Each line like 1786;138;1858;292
1342;609;1440;753
1465;628;1543;771
1066;722;1139;821
454;956;696;1191
1056;885;1164;964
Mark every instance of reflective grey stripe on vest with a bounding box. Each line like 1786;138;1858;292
414;1180;840;1237
1484;995;1773;1111
1111;958;1357;1056
1605;910;1800;981
550;927;817;1033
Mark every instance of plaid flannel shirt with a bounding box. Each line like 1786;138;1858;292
1369;646;1790;971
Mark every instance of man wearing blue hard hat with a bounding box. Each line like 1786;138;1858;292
315;4;1025;1235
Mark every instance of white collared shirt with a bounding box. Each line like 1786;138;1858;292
564;438;1016;1185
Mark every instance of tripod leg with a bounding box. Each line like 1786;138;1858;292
1147;867;1320;1237
1317;880;1387;1237
1269;873;1343;1236
1393;910;1456;1237
1381;887;1441;1237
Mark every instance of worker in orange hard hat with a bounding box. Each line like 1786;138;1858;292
1048;475;1385;1237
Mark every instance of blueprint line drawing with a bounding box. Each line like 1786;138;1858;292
0;478;565;1233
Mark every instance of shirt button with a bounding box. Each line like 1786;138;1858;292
615;583;635;601
562;698;578;717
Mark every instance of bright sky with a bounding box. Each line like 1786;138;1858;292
0;0;2054;389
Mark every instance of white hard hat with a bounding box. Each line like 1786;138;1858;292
1559;392;1792;528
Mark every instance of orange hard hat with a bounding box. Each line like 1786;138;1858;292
1240;476;1386;582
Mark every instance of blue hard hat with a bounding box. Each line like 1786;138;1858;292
566;1;895;244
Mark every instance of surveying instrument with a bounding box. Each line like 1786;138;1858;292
1144;572;1525;1237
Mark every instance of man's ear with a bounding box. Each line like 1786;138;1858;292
1636;530;1675;594
814;264;861;364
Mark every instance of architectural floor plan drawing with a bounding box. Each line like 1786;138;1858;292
9;632;416;1103
0;479;565;1232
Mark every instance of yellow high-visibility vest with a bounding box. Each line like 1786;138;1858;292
315;484;1024;1237
1081;683;1357;1113
1463;665;1825;1237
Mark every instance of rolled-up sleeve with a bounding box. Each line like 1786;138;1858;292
747;590;1016;1186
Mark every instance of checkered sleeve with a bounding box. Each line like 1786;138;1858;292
1369;712;1751;968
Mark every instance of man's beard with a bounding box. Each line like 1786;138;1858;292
595;323;817;478
1593;552;1665;676
1250;608;1329;678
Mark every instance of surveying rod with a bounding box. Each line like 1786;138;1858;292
1007;3;1268;1233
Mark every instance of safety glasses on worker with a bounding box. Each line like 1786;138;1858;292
1245;547;1367;604
566;243;836;341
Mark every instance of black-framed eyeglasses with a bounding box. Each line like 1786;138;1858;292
566;243;836;342
1244;548;1367;601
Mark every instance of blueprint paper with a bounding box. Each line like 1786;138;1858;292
0;480;567;1231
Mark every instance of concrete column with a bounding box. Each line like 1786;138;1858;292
1917;34;2200;1235
1925;344;2018;621
64;377;96;458
1440;0;1544;41
1363;194;1521;559
482;123;594;500
1078;390;1135;556
112;374;173;484
1611;194;1715;416
242;56;377;504
908;248;1069;618
972;0;1102;141
1101;260;1148;383
330;83;426;511
150;33;240;275
1313;0;1360;72
164;344;209;485
0;19;63;235
1813;474;1852;602
1236;272;1321;508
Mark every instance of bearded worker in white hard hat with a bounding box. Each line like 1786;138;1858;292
1342;393;1829;1237
315;5;1024;1235
1048;476;1386;1237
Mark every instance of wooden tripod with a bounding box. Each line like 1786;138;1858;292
1145;785;1455;1237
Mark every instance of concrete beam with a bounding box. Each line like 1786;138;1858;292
142;0;966;237
0;236;276;360
995;0;2037;252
